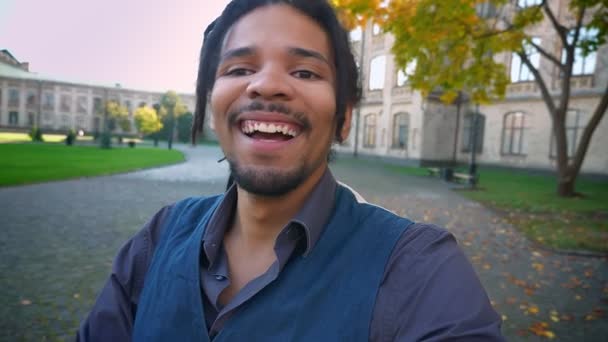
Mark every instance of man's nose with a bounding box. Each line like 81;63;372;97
246;67;293;101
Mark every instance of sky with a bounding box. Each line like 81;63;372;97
0;0;230;93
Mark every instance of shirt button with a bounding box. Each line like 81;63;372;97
214;275;226;281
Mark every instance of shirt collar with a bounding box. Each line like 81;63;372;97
202;168;337;265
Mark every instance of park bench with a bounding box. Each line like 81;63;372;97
427;167;441;177
453;172;477;185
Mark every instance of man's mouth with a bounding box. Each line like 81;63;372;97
240;119;301;141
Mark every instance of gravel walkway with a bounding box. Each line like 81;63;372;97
0;145;605;341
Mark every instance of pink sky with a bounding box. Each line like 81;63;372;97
0;0;230;93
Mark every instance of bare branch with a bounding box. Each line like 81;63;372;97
570;82;608;175
541;0;568;47
528;40;565;70
517;51;557;118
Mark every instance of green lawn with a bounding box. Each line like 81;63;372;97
0;143;184;186
389;165;608;253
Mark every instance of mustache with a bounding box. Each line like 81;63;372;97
227;101;311;130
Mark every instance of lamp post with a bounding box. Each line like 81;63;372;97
468;103;480;187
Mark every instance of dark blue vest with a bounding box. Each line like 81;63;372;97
133;185;412;341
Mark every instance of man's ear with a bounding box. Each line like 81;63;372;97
339;105;353;142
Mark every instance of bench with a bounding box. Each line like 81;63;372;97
427;167;441;177
453;172;477;185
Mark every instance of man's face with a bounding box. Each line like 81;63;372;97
211;4;347;196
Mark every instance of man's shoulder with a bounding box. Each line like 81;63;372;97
336;183;413;227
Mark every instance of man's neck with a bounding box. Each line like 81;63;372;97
230;165;328;251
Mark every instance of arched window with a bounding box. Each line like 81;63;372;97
396;60;417;87
363;114;377;147
510;37;541;82
501;111;527;155
566;28;598;76
461;113;485;153
550;109;586;158
372;23;381;35
392;113;409;149
369;56;386;90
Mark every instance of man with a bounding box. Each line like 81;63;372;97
79;0;504;341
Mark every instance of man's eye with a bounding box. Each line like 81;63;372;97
225;68;253;76
293;70;319;80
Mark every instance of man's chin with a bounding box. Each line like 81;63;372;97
229;164;309;197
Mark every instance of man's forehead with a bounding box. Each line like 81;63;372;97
219;4;333;59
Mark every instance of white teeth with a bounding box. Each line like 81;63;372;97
241;120;299;137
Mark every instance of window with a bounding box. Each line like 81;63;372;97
369;56;386;90
517;0;541;7
363;114;377;147
77;96;87;113
93;97;103;114
43;93;54;110
28;112;35;126
8;89;19;107
565;28;598;76
392;113;409;149
372;23;381;36
138;101;147;108
501;112;527;155
9;111;19;125
26;91;37;109
510;38;541;82
124;100;132;113
476;1;497;18
60;94;72;112
461;113;485;153
396;60;417;87
550;109;585;158
350;27;362;42
61;114;71;127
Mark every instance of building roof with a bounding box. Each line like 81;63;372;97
0;49;194;98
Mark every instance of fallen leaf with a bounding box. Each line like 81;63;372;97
528;306;540;315
20;299;32;305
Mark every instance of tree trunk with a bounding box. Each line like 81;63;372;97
557;172;576;197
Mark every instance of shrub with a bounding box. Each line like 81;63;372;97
100;132;112;149
128;141;136;148
29;126;44;142
65;129;76;146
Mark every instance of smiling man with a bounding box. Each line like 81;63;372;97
78;1;504;341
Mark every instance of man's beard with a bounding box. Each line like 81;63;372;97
228;159;315;197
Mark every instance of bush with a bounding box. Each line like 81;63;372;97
29;127;44;142
65;129;76;146
100;132;112;149
128;141;136;148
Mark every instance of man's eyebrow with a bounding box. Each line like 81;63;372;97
220;46;256;62
287;47;331;66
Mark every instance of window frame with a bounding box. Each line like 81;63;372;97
501;111;528;156
363;113;377;148
391;113;409;149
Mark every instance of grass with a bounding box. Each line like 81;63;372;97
0;143;184;187
389;165;608;253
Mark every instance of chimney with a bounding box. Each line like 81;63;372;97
20;62;29;71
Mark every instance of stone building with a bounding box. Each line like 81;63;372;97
0;49;200;137
337;1;608;175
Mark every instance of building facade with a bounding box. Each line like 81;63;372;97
0;49;201;137
337;1;608;175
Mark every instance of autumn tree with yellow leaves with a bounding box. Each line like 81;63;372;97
332;0;608;197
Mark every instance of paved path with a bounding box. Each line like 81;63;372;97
0;145;606;341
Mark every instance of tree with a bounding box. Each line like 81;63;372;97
160;91;188;150
134;106;163;140
332;0;608;197
104;100;131;146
